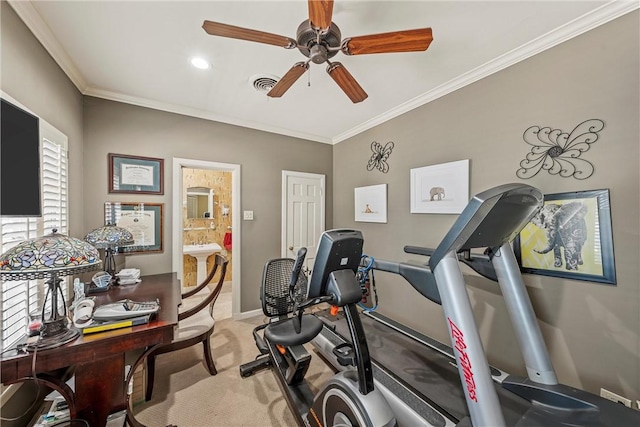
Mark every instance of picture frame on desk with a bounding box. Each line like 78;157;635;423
108;153;164;195
105;202;164;254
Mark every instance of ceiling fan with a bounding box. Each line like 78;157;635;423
202;0;433;103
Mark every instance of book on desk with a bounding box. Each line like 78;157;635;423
81;314;151;335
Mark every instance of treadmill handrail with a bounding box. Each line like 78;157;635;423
405;245;498;282
371;259;441;305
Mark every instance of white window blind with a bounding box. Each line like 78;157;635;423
1;136;68;351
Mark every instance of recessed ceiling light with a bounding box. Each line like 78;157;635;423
190;57;211;70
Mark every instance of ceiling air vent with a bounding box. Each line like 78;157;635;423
250;74;279;94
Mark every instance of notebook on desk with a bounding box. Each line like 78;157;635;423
81;314;151;335
92;299;160;321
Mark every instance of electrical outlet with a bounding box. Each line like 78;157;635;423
600;388;632;408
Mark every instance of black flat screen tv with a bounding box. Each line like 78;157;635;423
1;98;41;217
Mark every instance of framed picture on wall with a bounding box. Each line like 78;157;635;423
104;202;164;254
108;153;164;195
514;189;616;285
354;184;387;223
410;159;469;214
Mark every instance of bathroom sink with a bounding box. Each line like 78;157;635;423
183;243;222;257
183;243;223;283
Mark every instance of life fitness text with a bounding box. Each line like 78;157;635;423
448;317;478;402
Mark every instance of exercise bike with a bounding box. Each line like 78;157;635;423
239;230;396;427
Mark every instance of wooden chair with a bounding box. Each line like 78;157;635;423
145;253;228;401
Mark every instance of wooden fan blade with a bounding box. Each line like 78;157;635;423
326;62;368;103
342;28;433;55
202;20;296;48
267;62;309;98
308;0;334;30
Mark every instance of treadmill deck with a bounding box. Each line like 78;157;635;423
315;308;532;425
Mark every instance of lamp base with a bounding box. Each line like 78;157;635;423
41;317;69;337
27;273;82;351
27;326;80;352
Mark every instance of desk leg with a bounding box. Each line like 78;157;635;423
75;353;125;427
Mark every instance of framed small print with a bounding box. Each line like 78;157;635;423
410;159;469;214
514;189;616;285
354;184;387;223
108;153;164;195
105;202;163;254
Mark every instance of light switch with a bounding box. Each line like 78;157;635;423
243;210;254;220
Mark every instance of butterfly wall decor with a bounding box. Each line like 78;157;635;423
516;119;604;180
366;141;394;173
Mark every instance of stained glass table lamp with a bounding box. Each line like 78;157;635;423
0;229;102;350
84;223;134;278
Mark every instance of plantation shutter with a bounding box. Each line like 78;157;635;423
0;136;68;351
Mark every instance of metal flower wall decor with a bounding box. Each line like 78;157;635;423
516;119;604;180
366;141;394;173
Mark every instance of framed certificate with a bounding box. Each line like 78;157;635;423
108;153;164;195
105;202;164;254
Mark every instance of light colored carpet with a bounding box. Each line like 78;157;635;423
212;282;232;321
130;307;334;426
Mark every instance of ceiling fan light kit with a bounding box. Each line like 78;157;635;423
202;0;433;103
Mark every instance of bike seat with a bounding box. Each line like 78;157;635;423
265;314;323;347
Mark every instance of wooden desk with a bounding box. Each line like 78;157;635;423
1;273;180;427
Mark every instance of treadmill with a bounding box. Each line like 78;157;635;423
311;183;640;426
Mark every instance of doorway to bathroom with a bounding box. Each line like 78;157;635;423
172;158;241;319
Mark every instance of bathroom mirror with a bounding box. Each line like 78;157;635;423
186;187;214;219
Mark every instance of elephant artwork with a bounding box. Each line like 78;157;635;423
530;201;588;270
429;187;445;201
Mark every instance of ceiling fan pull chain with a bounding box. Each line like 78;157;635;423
308;67;311;87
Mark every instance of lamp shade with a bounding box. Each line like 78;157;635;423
84;224;134;249
0;229;101;349
0;229;102;280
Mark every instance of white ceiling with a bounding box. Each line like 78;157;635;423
10;1;637;144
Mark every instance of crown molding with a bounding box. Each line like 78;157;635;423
8;0;88;93
332;0;639;144
84;87;332;144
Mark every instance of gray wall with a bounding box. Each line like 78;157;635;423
333;11;639;398
1;2;85;237
1;3;85;424
82;97;333;311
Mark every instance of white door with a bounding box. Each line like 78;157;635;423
282;171;325;273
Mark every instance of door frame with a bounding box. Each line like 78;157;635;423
281;170;326;258
172;157;241;318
